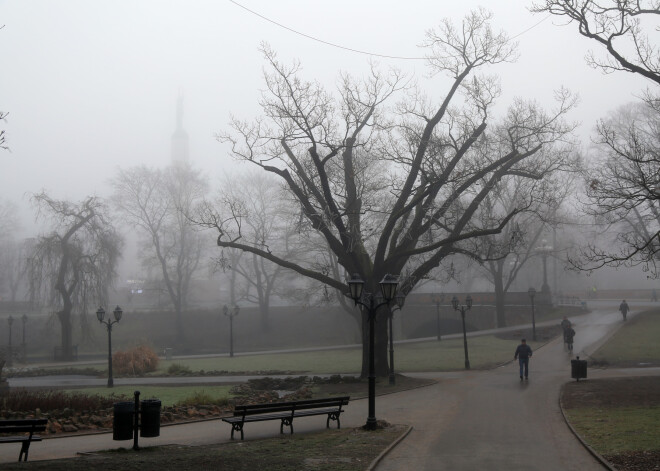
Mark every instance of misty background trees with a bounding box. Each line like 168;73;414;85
531;0;660;277
111;162;209;346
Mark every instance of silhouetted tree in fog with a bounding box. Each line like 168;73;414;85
201;10;577;376
27;192;122;360
575;100;660;274
532;0;660;86
212;171;300;332
112;162;208;345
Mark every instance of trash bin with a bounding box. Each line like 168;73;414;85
113;401;135;441
571;356;588;381
140;399;161;437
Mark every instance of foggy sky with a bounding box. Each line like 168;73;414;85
0;0;653;237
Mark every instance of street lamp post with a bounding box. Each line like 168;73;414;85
433;293;445;341
388;295;405;386
96;306;123;388
7;316;14;367
21;314;27;363
537;240;553;297
223;304;240;358
451;295;473;370
528;287;537;341
348;273;399;431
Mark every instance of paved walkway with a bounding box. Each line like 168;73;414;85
1;302;657;468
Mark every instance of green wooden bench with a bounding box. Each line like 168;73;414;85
222;396;350;440
0;418;48;461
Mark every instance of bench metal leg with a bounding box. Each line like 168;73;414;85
230;423;244;440
19;441;30;462
280;418;293;435
327;412;341;429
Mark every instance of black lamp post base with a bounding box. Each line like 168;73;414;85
364;418;378;430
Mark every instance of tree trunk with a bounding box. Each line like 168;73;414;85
494;276;507;328
175;301;185;345
57;309;74;361
259;302;270;332
360;307;391;378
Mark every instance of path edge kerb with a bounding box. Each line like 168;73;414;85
558;381;617;471
366;425;413;471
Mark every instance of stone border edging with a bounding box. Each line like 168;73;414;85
558;381;617;471
366;424;413;471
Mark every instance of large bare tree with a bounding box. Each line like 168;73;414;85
27;192;122;360
112;162;208;344
203;10;577;375
532;0;660;85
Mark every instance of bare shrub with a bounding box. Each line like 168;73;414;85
113;344;159;376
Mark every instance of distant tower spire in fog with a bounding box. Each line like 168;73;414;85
171;90;189;164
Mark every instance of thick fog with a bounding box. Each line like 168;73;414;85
1;0;656;294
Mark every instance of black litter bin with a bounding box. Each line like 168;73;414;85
113;401;135;441
140;399;161;437
571;356;588;381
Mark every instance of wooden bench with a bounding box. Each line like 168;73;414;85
222;396;350;440
0;418;48;461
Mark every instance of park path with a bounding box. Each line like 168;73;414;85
372;304;654;471
1;301;657;467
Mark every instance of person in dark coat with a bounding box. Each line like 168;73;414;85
514;339;533;380
564;324;576;352
619;300;630;320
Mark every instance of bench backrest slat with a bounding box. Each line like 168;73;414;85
233;396;350;417
0;425;47;434
0;419;48;435
0;419;48;427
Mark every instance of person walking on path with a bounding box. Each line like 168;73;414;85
564;324;576;352
619;299;630;321
514;338;533;380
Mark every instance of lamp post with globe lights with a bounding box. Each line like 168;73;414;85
96;306;123;388
528;288;537;341
6;316;14;367
223;304;240;358
388;295;405;386
433;293;445;341
348;273;399;430
451;295;473;370
21;314;27;362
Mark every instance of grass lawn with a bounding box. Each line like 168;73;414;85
0;424;408;471
562;311;660;469
590;309;660;366
151;334;541;375
62;385;234;407
565;406;660;453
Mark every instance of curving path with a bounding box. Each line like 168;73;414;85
373;303;656;470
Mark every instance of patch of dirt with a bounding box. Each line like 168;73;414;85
562;376;660;471
562;376;660;409
603;450;660;471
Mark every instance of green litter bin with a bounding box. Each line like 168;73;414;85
140;399;161;437
571;356;587;381
113;401;135;441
